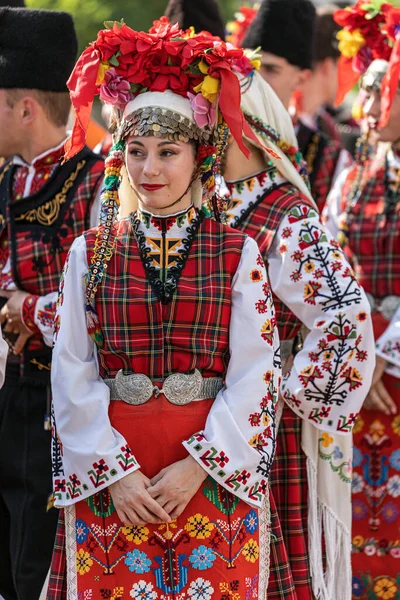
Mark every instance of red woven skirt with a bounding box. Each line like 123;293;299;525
351;311;400;599
47;397;268;599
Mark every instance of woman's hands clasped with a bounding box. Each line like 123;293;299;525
109;455;208;527
147;455;208;520
109;470;171;527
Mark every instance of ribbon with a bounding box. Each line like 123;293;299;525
335;55;360;106
379;34;400;129
210;62;261;158
64;45;102;161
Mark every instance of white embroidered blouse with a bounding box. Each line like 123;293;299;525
51;205;281;508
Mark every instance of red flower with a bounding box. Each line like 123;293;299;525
149;16;182;39
385;7;400;42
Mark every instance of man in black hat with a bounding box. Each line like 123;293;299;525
0;8;104;600
164;0;225;39
243;0;350;212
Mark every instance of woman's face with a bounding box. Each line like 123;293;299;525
125;135;196;214
363;87;400;143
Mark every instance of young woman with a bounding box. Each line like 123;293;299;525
221;68;374;600
47;20;281;600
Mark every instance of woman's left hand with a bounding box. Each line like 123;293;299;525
147;455;208;519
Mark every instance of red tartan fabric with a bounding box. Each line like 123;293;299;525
86;215;246;380
268;408;313;599
234;183;315;342
340;158;400;298
47;511;67;600
233;184;315;599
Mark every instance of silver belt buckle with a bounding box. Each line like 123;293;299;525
366;293;400;321
113;369;203;405
380;296;400;321
114;371;154;405
158;369;203;405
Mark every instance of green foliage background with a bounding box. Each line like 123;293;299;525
25;0;241;51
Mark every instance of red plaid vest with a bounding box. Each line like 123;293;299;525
340;158;400;297
86;215;247;379
233;183;315;341
0;147;103;297
297;121;342;212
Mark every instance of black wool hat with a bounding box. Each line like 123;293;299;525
0;8;78;92
242;0;316;70
164;0;226;40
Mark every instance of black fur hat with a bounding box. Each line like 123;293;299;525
0;7;78;91
164;0;225;40
243;0;316;70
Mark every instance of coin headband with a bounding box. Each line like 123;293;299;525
116;106;216;145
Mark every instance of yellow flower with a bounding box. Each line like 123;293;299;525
304;261;315;273
194;75;220;103
198;60;209;74
242;539;259;563
96;61;110;86
324;351;333;361
262;413;271;426
352;414;364;435
337;29;365;58
321;432;334;448
122;525;149;544
332;251;342;260
392;415;400;436
111;588;124;600
251;58;261;71
76;549;93;575
185;513;214;539
352;535;364;548
373;577;398;600
370;419;385;443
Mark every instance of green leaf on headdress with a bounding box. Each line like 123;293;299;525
130;83;142;94
104;19;125;30
187;60;203;76
109;54;120;67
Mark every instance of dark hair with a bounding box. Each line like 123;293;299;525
6;89;71;127
314;5;341;64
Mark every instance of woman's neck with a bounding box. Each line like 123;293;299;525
138;193;192;217
223;139;267;182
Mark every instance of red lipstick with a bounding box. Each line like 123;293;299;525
141;184;166;191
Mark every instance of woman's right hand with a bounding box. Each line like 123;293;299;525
109;470;171;526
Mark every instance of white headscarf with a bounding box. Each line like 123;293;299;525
239;70;315;204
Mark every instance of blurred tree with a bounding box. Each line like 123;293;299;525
26;0;241;50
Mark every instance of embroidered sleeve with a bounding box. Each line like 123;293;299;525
21;292;59;346
376;306;400;369
269;204;375;434
0;324;7;388
183;236;281;508
51;236;139;507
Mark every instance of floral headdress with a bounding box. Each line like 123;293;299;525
67;17;261;345
226;5;259;48
334;1;396;105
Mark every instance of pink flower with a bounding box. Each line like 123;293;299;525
99;67;132;110
187;92;216;129
233;56;254;77
352;46;372;74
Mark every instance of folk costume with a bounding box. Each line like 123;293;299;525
324;6;400;593
223;69;375;600
241;0;352;213
47;20;281;600
0;8;104;600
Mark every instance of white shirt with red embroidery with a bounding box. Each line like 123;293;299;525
51;208;281;508
225;169;375;434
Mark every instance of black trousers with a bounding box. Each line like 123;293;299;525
0;371;58;600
